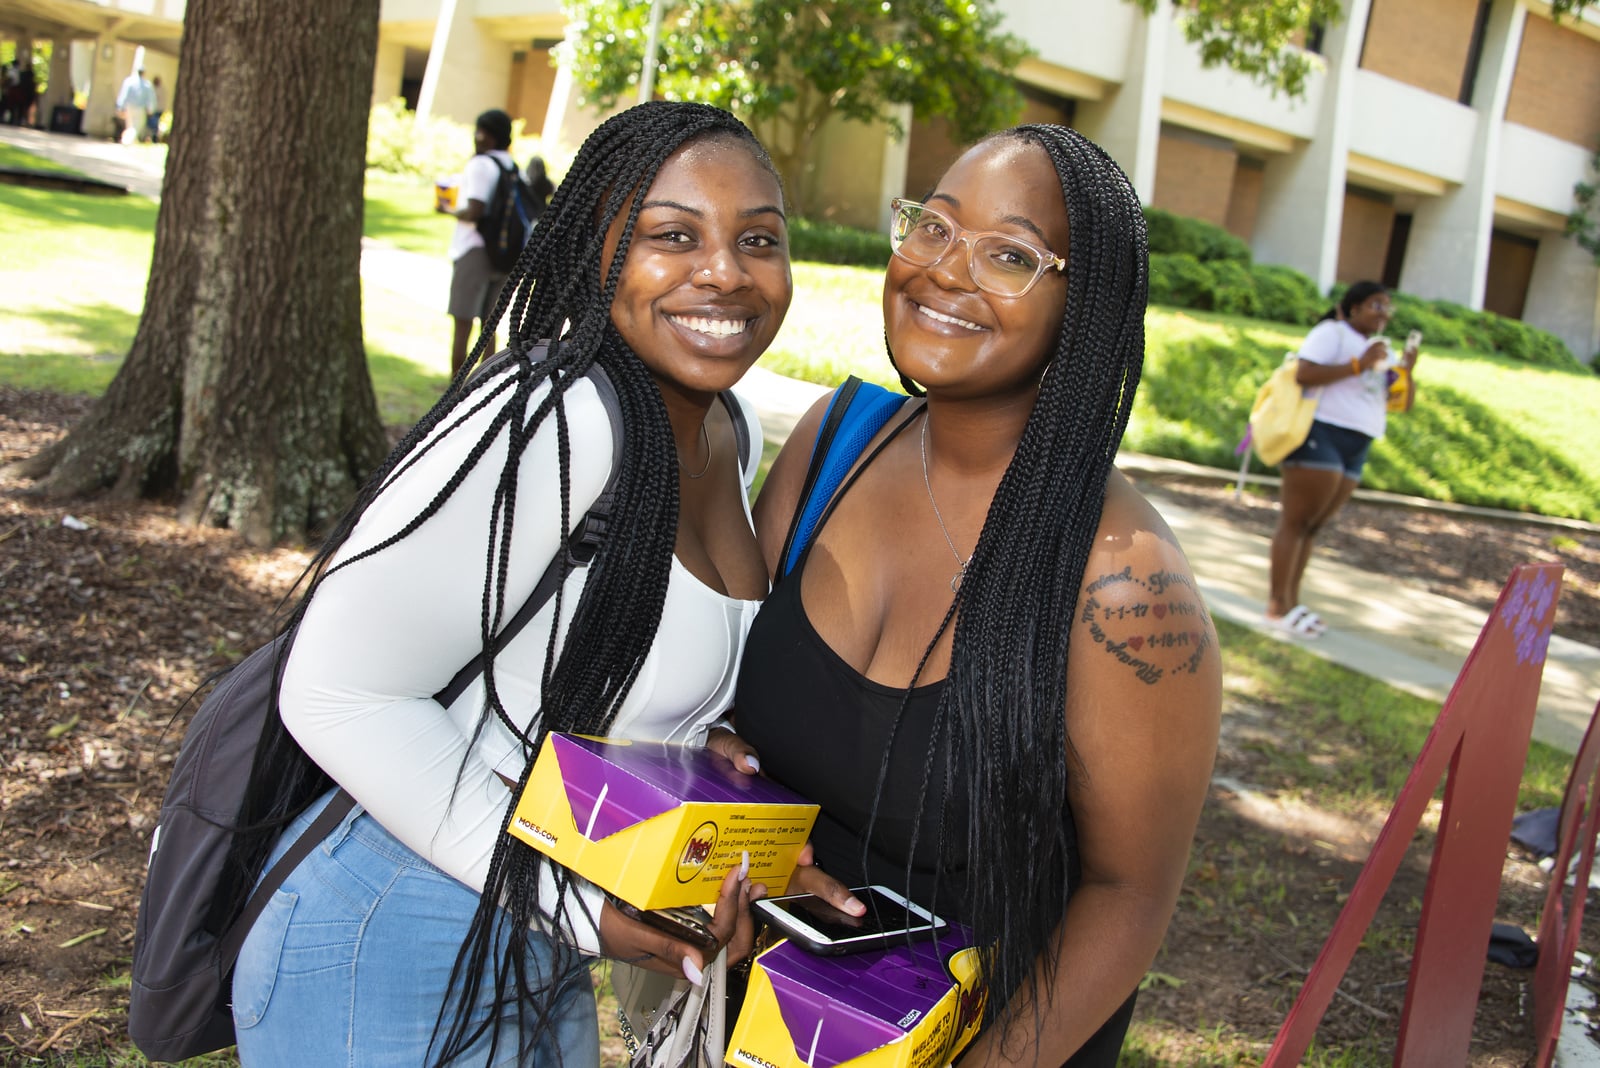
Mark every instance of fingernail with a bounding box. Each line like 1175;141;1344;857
744;755;761;772
845;896;866;916
682;957;704;986
739;851;750;880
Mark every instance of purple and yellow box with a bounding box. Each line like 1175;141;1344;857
727;928;987;1068
506;733;820;909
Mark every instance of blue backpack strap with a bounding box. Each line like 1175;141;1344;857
776;376;904;583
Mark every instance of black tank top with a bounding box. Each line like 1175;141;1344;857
735;570;968;914
734;419;1130;1067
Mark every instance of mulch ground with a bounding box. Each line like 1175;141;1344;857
3;385;1598;1065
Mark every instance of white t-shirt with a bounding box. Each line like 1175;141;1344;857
279;374;764;953
448;149;516;262
1297;318;1389;439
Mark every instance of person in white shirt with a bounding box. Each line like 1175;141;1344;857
1267;281;1420;637
224;101;792;1066
115;68;155;145
439;109;519;376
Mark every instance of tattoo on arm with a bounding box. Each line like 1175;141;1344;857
1079;568;1214;685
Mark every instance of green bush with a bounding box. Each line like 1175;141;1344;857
1143;206;1251;264
367;99;470;179
1148;252;1216;310
1249;264;1324;325
1208;259;1260;318
789;216;891;268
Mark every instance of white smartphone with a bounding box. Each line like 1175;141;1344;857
753;884;948;956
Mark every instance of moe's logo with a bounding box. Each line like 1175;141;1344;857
675;820;718;882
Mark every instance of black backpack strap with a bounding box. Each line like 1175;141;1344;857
218;789;355;972
433;358;622;708
223;348;625;966
717;389;755;479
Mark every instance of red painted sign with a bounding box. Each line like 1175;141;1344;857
1265;563;1565;1065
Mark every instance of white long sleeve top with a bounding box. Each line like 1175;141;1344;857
278;373;764;953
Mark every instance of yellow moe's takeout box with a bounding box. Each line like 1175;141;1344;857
507;733;820;909
727;929;987;1068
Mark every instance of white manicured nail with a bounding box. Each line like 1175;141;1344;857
682;957;704;986
739;850;750;880
744;755;761;772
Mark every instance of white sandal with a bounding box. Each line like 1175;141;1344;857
1268;604;1326;639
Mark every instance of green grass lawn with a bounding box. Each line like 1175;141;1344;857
3;141;1597;521
0;142;86;175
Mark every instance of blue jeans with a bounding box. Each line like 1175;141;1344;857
232;789;599;1067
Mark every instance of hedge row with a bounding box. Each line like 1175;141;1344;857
1144;207;1586;372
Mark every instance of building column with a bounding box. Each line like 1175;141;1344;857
83;38;127;139
416;0;512;128
372;38;406;110
1523;234;1600;363
1072;1;1166;200
1399;0;1526;309
1250;0;1371;292
40;37;75;126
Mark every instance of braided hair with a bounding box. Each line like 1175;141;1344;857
882;125;1148;1039
221;100;780;1066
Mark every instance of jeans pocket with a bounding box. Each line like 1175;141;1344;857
231;890;296;1030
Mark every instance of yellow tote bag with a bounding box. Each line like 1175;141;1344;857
1249;354;1319;466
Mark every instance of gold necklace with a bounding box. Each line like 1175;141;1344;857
680;422;711;479
920;414;969;592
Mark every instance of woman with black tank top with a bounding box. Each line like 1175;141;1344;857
734;125;1222;1065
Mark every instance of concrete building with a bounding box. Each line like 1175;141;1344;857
3;0;1597;360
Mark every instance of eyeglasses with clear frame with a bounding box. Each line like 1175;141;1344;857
889;197;1066;298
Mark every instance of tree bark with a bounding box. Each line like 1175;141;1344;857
11;0;388;546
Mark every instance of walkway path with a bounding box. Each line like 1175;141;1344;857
6;123;1596;755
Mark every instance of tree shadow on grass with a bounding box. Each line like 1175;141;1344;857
0;182;160;234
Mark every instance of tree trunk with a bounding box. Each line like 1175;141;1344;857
11;0;388;546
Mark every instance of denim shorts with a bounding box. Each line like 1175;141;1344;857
1281;419;1373;480
232;789;599;1067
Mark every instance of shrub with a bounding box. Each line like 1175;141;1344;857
789;216;891;268
1208;259;1260;318
1249;264;1323;325
367;99;469;178
1143;207;1251;264
1148;252;1216;310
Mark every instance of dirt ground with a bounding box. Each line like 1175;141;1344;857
2;385;1598;1065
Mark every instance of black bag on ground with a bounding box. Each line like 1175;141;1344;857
477;155;535;272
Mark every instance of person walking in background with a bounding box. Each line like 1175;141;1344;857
146;76;164;142
736;124;1222;1065
115;66;155;145
438;108;517;376
524;153;556;223
1266;281;1419;638
222;100;788;1066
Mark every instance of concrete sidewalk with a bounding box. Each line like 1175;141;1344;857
9;123;1596;754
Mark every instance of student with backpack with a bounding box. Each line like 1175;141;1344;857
209;101;791;1066
439;109;527;377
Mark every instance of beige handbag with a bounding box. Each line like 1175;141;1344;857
613;956;726;1068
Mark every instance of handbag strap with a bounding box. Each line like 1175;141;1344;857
775;376;906;583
